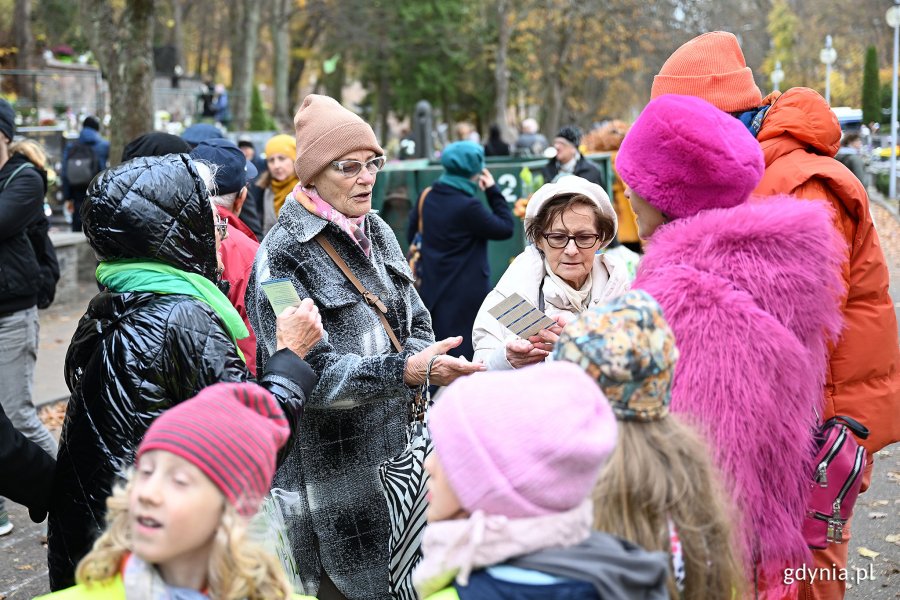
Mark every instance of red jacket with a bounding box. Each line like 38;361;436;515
217;206;259;376
755;88;900;453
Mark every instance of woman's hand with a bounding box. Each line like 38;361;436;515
404;336;485;386
505;338;549;369
477;168;496;191
526;315;568;353
275;299;323;359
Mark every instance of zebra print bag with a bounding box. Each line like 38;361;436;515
378;371;435;599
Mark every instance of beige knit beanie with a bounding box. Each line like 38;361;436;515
292;94;384;184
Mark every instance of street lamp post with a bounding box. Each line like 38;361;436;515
771;60;784;93
887;2;900;199
819;36;837;105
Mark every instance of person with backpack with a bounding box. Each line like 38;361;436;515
0;100;60;536
615;93;846;595
62;115;109;232
650;34;900;599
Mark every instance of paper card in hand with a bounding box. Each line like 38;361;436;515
261;278;302;315
487;292;556;339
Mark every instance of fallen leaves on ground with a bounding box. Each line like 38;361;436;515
858;547;881;559
37;400;67;429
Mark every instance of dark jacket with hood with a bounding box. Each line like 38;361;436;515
0;153;52;313
47;154;316;591
406;181;514;359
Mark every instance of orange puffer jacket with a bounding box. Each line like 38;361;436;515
755;87;900;453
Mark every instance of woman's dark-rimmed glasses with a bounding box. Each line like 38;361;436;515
541;232;601;249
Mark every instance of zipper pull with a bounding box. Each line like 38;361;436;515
816;463;828;486
829;501;844;544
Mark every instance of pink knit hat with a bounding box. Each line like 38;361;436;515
429;362;617;519
615;94;764;220
137;382;290;516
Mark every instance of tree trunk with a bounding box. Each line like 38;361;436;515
170;0;185;72
228;0;260;130
492;0;515;143
272;0;292;128
14;0;34;106
80;0;155;166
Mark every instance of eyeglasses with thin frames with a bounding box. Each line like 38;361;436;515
214;217;229;240
541;232;601;249
330;156;386;178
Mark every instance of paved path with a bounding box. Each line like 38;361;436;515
2;201;899;598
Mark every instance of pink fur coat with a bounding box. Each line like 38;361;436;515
634;195;845;573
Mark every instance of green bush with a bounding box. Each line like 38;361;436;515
863;47;881;125
249;85;276;131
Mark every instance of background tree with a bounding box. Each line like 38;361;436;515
14;0;34;104
229;0;261;130
79;0;155;164
863;45;880;126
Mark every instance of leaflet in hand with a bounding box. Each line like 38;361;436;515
487;292;556;339
261;278;302;315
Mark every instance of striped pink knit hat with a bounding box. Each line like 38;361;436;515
137;382;290;516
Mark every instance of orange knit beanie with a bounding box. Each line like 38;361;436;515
651;31;763;113
292;94;384;184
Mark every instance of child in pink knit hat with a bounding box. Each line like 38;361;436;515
39;382;315;600
413;362;670;600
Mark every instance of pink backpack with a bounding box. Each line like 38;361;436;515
802;416;869;549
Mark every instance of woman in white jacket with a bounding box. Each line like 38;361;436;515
473;176;629;369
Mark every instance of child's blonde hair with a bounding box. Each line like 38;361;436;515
76;475;293;600
593;416;746;600
9;138;48;169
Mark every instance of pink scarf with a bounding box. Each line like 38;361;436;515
293;184;371;257
412;500;593;598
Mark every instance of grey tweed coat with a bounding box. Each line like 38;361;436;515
247;196;434;600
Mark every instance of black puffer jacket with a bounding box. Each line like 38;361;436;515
47;154;316;590
0;153;50;313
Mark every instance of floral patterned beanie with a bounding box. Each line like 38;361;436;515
553;289;679;421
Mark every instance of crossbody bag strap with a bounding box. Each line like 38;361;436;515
315;233;403;353
416;187;431;235
1;162;35;192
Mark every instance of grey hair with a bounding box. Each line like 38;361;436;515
193;159;239;210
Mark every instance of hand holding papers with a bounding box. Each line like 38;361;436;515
487;292;556;339
261;278;302;316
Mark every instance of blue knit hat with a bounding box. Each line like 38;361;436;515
440;141;484;177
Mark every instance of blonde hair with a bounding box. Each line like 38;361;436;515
593;416;746;600
10;138;49;169
76;475;293;599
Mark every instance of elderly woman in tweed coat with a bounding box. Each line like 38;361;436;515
247;95;483;600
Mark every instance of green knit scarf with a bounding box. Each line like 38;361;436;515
96;259;248;362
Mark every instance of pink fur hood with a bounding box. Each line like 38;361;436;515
634;195;845;573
